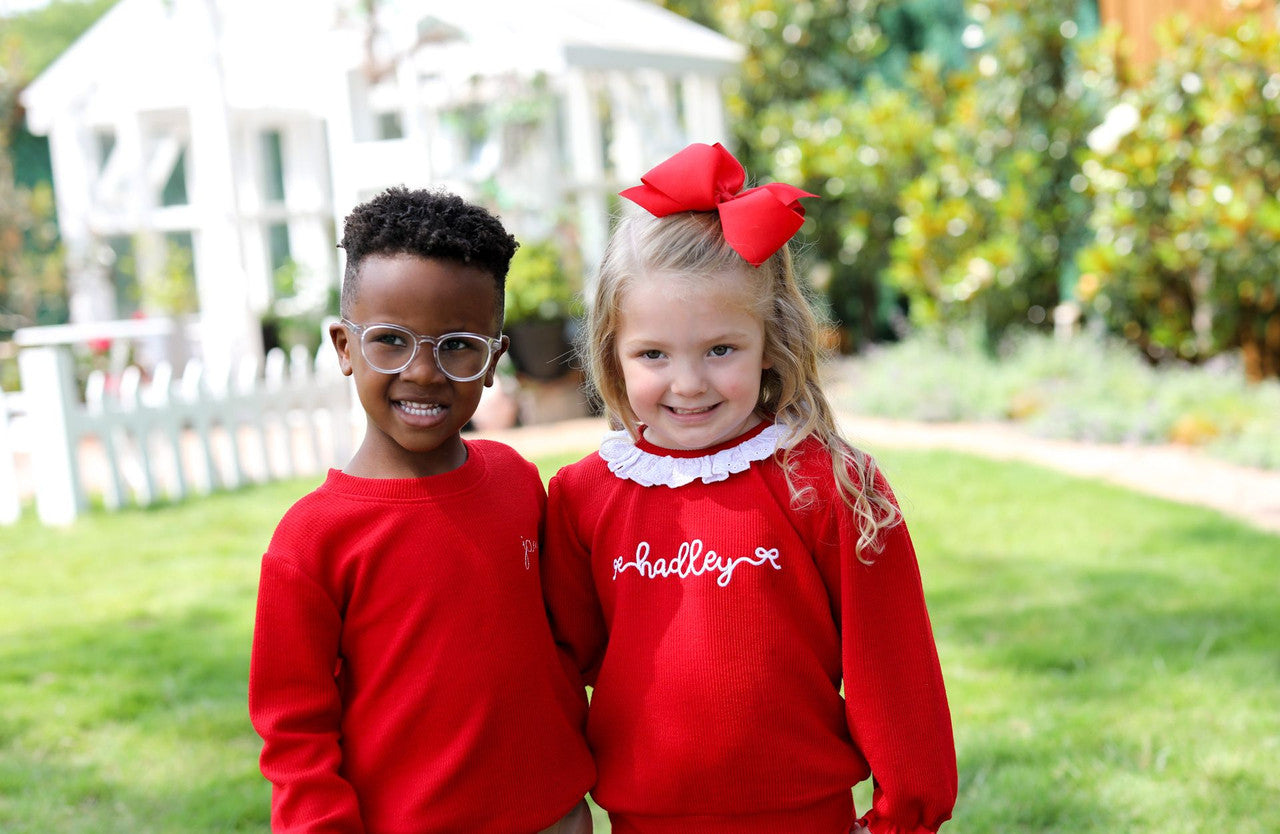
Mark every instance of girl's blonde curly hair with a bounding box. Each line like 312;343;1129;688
585;209;901;556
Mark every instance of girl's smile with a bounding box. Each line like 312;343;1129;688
667;404;715;415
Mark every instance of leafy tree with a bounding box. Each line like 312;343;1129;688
1075;14;1280;380
663;0;1278;380
658;0;970;346
1;39;65;339
760;68;944;345
1;0;119;342
1;0;118;79
659;2;1100;347
874;0;973;84
887;0;1101;343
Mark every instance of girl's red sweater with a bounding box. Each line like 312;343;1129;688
249;441;595;833
543;423;956;834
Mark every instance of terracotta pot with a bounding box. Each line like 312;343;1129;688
506;319;573;380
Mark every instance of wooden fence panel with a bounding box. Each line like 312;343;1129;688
1098;0;1277;66
9;344;354;526
0;388;20;524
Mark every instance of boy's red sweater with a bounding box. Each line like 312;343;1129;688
249;440;595;833
543;423;956;834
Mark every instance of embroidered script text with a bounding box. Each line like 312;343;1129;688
613;540;781;587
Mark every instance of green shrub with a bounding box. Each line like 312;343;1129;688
833;329;1280;469
886;0;1099;342
840;326;1018;422
763;76;940;346
1211;409;1280;470
503;239;581;325
731;0;1100;346
1075;13;1280;379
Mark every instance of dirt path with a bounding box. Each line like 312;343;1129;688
473;415;1280;536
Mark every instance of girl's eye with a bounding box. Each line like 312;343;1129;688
641;349;664;360
709;345;734;357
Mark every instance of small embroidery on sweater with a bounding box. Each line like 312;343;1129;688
520;536;537;570
612;539;781;587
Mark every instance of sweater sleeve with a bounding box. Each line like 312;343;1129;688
541;472;609;687
249;554;364;833
824;484;957;834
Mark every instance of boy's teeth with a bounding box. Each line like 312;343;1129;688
397;401;443;416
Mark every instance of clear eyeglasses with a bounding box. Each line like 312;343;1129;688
340;319;503;382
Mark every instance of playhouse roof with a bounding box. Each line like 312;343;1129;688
22;0;743;133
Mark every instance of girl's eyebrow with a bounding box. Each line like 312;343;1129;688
620;329;752;344
697;330;752;344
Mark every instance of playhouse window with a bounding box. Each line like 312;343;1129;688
260;130;286;203
160;146;188;207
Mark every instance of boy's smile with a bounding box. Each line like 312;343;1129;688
331;254;505;478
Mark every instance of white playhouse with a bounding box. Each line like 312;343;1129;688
3;0;742;525
19;0;742;373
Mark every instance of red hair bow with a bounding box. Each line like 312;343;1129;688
619;142;817;266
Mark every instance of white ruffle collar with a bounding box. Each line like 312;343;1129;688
598;422;790;488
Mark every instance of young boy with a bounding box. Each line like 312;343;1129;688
249;187;595;833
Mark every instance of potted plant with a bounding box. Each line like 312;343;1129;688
260;260;340;356
503;238;582;380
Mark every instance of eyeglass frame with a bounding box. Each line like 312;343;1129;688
339;318;505;382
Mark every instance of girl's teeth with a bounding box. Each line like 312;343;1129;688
672;406;711;415
398;401;443;416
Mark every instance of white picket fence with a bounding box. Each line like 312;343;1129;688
2;344;355;525
0;388;21;525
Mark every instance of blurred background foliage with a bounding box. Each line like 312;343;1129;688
660;0;1280;384
4;0;1280;390
1076;14;1280;380
1;0;116;338
1;36;65;336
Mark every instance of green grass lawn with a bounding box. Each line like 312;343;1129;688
1;449;1276;833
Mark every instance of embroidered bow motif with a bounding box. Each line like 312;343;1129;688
619;142;817;267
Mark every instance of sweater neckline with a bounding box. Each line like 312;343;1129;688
323;439;489;500
600;421;787;488
634;418;772;458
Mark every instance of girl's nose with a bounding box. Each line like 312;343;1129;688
669;361;707;396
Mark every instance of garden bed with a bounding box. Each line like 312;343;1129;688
828;331;1280;471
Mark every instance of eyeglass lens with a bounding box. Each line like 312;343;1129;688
360;325;492;379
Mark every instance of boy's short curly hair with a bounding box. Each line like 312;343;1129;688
338;186;518;320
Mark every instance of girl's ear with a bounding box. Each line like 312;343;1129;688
329;322;354;377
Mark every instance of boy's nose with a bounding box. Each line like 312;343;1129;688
398;344;447;383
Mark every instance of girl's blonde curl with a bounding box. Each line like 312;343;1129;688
584;210;901;556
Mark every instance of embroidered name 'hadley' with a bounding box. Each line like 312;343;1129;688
612;539;781;588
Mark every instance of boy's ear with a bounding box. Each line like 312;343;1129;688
329;321;354;376
483;335;510;387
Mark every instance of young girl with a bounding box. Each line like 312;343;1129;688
542;143;957;834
